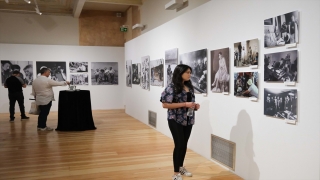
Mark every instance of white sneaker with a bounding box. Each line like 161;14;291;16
172;173;183;180
37;127;54;131
179;167;192;177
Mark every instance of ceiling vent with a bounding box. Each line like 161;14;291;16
165;0;183;10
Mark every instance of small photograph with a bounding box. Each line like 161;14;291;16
211;48;230;93
69;62;88;73
165;48;178;86
150;59;164;86
179;49;207;94
234;39;259;67
36;61;67;82
264;11;299;48
264;88;297;120
91;62;118;85
264;50;298;82
70;74;89;85
126;60;132;87
234;72;259;98
1;60;33;85
132;63;141;85
141;56;150;90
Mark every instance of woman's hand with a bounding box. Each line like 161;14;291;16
185;102;195;108
195;103;200;110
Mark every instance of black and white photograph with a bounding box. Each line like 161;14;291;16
70;74;89;85
150;59;164;86
179;49;207;94
36;61;67;82
126;60;132;87
132;63;141;85
69;62;88;73
234;72;259;98
91;62;118;85
1;60;33;85
264;11;299;48
264;88;297;120
264;50;298;82
234;39;259;67
211;48;230;93
141;56;150;90
165;48;178;86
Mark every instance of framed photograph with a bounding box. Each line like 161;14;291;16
211;48;230;93
234;72;259;98
264;88;297;120
150;59;164;86
1;60;33;85
165;48;178;86
132;63;141;85
126;60;132;87
141;56;150;90
179;49;207;94
264;50;298;82
70;74;88;85
69;62;88;73
234;39;259;67
36;61;67;82
91;62;118;85
264;11;299;48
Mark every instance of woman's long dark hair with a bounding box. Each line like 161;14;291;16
172;64;194;93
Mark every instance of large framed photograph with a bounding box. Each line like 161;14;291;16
234;72;259;98
179;49;207;94
1;60;33;85
69;62;88;73
234;39;259;67
264;11;299;48
141;56;150;90
70;74;88;85
264;50;298;82
91;62;118;85
126;60;132;87
165;48;178;86
264;88;297;121
211;48;230;93
150;59;164;86
36;61;67;82
132;63;141;85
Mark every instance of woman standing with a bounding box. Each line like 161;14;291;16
160;64;200;180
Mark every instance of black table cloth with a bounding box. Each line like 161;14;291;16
56;90;96;131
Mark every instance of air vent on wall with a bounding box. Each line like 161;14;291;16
116;12;122;17
148;110;157;128
211;134;236;170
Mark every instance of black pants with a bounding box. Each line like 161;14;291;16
8;92;26;119
38;101;52;128
168;120;193;172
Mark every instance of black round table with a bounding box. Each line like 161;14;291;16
56;90;96;131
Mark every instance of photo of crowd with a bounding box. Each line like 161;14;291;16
264;11;299;48
179;49;207;94
70;74;88;85
211;48;230;93
150;59;164;86
234;39;259;67
69;62;88;73
132;63;141;85
264;50;298;82
91;62;118;85
264;88;297;120
234;72;259;98
36;61;67;82
1;60;33;85
141;56;150;90
165;48;178;86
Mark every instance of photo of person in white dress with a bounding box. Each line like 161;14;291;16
211;49;230;93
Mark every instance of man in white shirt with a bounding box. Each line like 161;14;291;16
32;67;70;131
242;79;258;98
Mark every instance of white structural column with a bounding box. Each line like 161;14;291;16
73;0;86;18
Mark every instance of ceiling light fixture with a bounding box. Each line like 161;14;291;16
24;0;31;4
5;0;9;3
33;0;42;15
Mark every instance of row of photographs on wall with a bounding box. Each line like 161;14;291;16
0;61;119;86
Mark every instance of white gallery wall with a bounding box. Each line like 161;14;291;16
0;44;125;113
125;0;320;180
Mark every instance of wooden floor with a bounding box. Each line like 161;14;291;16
0;110;242;180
